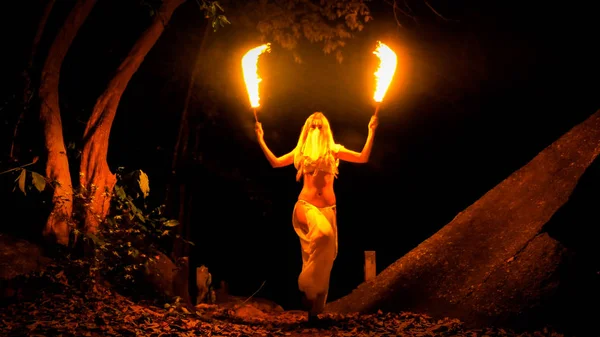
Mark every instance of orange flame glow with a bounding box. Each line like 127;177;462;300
373;41;397;103
242;43;271;108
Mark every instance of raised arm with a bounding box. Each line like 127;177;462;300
337;115;378;164
255;122;295;168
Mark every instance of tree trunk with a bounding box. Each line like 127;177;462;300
326;109;600;331
170;184;194;259
39;0;97;245
11;0;56;160
79;0;187;234
168;21;211;260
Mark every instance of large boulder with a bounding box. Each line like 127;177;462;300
326;110;600;334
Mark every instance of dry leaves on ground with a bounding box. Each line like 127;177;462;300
0;274;565;337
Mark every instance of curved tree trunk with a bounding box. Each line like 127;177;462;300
79;0;187;233
326;109;600;331
39;0;97;245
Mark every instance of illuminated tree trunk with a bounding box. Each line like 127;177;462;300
327;109;600;332
39;0;97;245
80;0;186;233
11;0;56;160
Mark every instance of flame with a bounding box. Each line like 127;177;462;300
242;43;271;108
373;41;397;103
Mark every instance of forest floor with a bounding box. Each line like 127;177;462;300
0;268;567;337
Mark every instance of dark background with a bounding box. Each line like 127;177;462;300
1;0;599;311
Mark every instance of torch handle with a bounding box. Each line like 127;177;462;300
374;105;380;117
253;108;258;122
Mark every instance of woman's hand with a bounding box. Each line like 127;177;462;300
368;115;379;132
255;122;264;140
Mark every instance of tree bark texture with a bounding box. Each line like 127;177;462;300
79;0;187;233
326;109;600;331
39;0;97;245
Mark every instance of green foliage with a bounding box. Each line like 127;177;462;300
0;158;47;195
31;171;47;192
12;169;47;195
86;168;190;294
139;0;230;31
196;0;231;31
227;0;373;62
3;163;188;300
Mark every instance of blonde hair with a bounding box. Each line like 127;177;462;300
293;112;340;181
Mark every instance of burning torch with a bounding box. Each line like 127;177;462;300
242;43;271;122
372;41;397;116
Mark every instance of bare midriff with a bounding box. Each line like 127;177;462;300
298;170;336;208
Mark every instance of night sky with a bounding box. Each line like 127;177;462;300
2;0;599;310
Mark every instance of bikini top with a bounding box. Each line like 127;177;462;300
295;144;344;178
303;156;338;175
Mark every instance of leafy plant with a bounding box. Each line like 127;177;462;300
196;0;231;31
3;162;189;299
0;157;47;195
141;0;230;31
82;168;192;295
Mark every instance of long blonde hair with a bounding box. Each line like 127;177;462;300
293;112;339;181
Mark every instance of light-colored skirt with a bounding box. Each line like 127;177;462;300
292;200;338;314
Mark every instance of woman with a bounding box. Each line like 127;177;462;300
255;112;378;321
